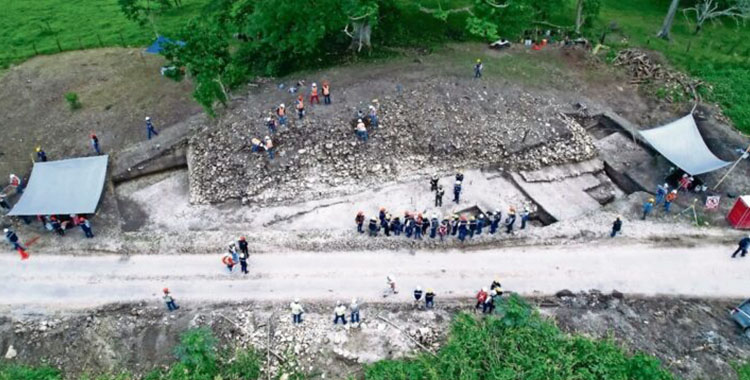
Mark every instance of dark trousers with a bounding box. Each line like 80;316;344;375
435;196;443;207
93;142;101;155
610;229;620;238
240;260;248;274
453;192;460;203
351;311;360;323
426;299;434;309
293;313;303;324
324;94;331;104
732;247;748;258
506;224;513;234
147;127;158;139
82;226;94;238
521;218;527;229
482;302;491;314
334;315;347;324
357;223;363;233
166;301;179;311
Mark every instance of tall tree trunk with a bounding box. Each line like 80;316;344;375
656;0;680;40
348;21;372;52
575;0;584;34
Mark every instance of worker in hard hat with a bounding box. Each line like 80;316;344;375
453;180;462;204
295;95;305;119
350;298;361;324
355;118;368;142
429;214;439;239
484;289;496;314
642;197;655;220
383;213;392;237
35;146;47;162
390;216;402;236
490;210;502;234
664;190;677;213
322;81;331;104
413;285;423;305
457;215;469;242
276;103;287;126
237;236;249;256
655;183;669;205
90;133;102;155
355;211;365;233
290;298;305;324
414;213;424;240
490;278;502;295
475;287;488;313
264;136;274;160
310;82;320;104
145;116;158;140
468;216;477;238
162;288;179;311
425;288;435;309
476;214;485;235
732;234;750;258
430;174;439;192
251;137;262;153
474;59;483;78
505;207;517;234
438;218;449;241
221;251;236;273
266;116;277;134
333;301;347;325
386;275;398;295
368;105;378;128
368;217;379;237
4;228;24;251
435;185;445;207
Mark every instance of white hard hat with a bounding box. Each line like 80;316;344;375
336;300;341;306
294;298;300;303
432;214;437;219
3;228;8;233
280;103;285;108
482;287;487;292
265;136;270;140
416;285;422;291
664;183;669;187
145;116;151;121
369;105;375;109
266;117;271;122
479;214;485;218
496;209;501;214
357;119;362;122
352;298;357;304
312;82;317;86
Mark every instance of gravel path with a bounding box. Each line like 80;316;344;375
1;242;745;310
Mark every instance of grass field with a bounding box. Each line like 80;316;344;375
597;0;750;132
0;0;209;69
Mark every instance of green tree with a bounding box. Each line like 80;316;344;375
163;19;244;116
575;0;601;34
118;0;174;37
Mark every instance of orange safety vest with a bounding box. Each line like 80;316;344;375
222;256;234;266
311;87;318;96
322;85;330;95
665;193;677;202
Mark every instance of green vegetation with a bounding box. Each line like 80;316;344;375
365;295;676;380
3;296;750;379
64;92;82;110
0;0;209;69
596;0;750;132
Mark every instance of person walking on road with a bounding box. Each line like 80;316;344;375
238;236;249;256
163;288;179;311
732;235;750;258
145;117;159;139
642;198;655;220
386;275;398;296
350;298;361;324
430;174;439;192
291;299;304;324
611;216;622;238
490;210;501;234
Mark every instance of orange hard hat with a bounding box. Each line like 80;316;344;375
239;236;246;241
298;95;303;100
163;288;169;293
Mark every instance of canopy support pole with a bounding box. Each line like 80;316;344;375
713;144;750;191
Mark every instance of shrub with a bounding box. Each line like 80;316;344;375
64;92;81;110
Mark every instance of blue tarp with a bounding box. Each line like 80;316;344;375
145;36;185;54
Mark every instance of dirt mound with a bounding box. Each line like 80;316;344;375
188;70;595;205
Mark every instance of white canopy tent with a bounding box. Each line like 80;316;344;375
8;156;108;216
639;114;731;175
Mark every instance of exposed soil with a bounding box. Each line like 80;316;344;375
0;48;202;181
2;294;749;379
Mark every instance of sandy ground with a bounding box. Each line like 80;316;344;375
1;242;746;312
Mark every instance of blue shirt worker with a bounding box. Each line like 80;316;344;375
453;180;462;204
490;210;501;234
520;208;530;230
732;235;750;258
611;216;622;238
163;288;179;311
145;117;159;139
474;59;483;78
642;198;655;220
36;147;47;162
655;183;668;205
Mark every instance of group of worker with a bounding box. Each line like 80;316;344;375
356;206;529;242
220;236;251;274
354;101;379;142
643;182;682;220
474;279;504;314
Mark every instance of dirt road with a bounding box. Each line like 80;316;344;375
0;242;745;310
